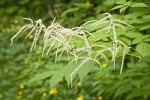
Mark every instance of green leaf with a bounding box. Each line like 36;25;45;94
88;30;109;41
132;38;143;44
114;84;132;97
50;68;65;88
142;85;150;99
116;0;126;4
111;5;124;10
127;19;144;24
142;89;150;100
124;31;143;39
139;24;150;31
20;0;29;4
127;88;143;99
144;38;150;42
119;37;131;45
5;6;18;14
78;61;93;81
97;86;105;96
131;3;149;7
28;71;54;83
75;3;92;9
120;6;127;14
124;12;143;19
62;7;80;16
126;86;150;100
64;61;76;86
136;42;150;57
131;79;143;88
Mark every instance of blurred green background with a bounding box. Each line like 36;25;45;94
0;0;150;100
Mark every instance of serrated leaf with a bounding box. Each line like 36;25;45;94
120;6;127;14
124;31;143;39
144;38;150;42
131;3;149;7
75;2;92;9
88;30;109;41
28;71;54;83
106;79;127;92
142;85;150;99
142;89;150;100
114;84;132;97
102;37;108;41
97;85;105;96
111;5;124;10
127;89;142;99
5;6;18;14
131;80;143;88
136;42;150;57
119;36;131;45
128;19;144;24
64;61;76;87
92;85;102;93
132;38;143;44
50;68;65;88
116;0;126;4
124;12;143;19
78;61;93;81
139;24;150;31
62;7;80;16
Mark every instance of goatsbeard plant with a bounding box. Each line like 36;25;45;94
10;13;133;86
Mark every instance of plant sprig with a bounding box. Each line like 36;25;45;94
10;13;134;87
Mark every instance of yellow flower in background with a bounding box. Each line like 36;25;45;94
77;96;84;100
3;17;7;22
1;29;5;32
42;92;47;97
49;88;58;95
38;46;42;50
4;69;9;74
28;34;33;39
77;82;81;87
60;78;63;82
6;28;11;32
16;26;21;31
16;96;22;100
100;56;103;59
18;91;22;95
20;84;25;89
98;96;102;100
102;64;108;68
29;64;33;68
24;60;28;64
14;19;19;24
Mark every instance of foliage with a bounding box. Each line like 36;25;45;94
0;0;150;100
111;0;149;14
10;12;134;85
92;60;150;100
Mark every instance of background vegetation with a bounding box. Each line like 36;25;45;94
0;0;150;100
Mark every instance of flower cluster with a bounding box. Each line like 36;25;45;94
41;88;58;97
20;84;25;89
98;96;102;100
49;88;58;95
42;92;47;97
77;81;81;87
77;96;84;100
10;13;133;86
